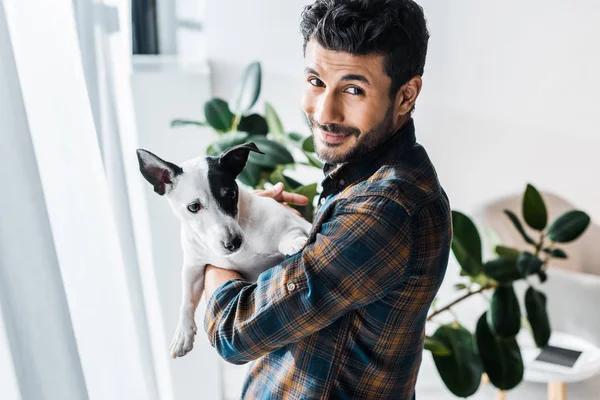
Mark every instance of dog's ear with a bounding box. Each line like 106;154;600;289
136;149;183;195
219;142;264;177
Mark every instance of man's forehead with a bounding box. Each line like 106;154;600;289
304;39;387;82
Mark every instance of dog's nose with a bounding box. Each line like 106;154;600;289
223;235;242;252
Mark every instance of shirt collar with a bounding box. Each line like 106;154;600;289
320;118;417;190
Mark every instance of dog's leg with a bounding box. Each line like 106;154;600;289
278;229;309;256
170;264;205;358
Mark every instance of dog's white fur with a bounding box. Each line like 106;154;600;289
138;150;312;358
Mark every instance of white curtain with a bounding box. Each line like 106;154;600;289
0;0;172;399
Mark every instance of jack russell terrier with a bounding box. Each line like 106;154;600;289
136;142;312;358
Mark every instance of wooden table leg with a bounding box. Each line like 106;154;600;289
481;373;490;384
548;381;567;400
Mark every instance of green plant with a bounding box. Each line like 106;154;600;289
171;61;322;221
425;184;591;397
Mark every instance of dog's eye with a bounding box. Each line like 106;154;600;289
187;202;202;213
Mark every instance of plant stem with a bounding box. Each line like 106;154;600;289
427;283;497;321
232;114;242;131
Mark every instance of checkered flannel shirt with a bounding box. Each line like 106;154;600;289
204;118;452;399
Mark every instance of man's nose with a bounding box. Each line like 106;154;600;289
314;91;343;126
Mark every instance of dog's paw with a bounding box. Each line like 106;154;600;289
278;235;308;256
170;319;197;359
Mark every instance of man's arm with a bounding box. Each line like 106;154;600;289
204;266;243;302
203;195;412;365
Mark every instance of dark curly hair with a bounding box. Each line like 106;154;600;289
300;0;430;97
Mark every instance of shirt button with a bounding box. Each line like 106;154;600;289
319;197;326;205
286;282;296;292
339;179;346;186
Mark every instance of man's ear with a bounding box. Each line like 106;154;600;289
136;149;183;195
219;142;265;177
394;75;423;118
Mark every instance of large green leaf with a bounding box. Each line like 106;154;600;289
267;166;302;190
451;211;483;276
432;325;483;398
488;285;521;338
522;184;548;231
302;135;315;152
284;175;303;190
504;210;536;245
204;98;234;132
247;136;295;167
547;211;590;243
230;62;262;117
264;102;284;135
425;336;451;356
525;287;551;347
476;312;524;390
495;246;520;260
484;257;522;283
287;132;304;143
171;119;207;128
293;183;318;199
291;183;318;222
238;114;268;135
516;252;544;277
210;131;250;154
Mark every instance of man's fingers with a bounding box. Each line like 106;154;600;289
253;182;310;206
280;192;309;205
272;182;284;194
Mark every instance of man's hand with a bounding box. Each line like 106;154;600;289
204;264;243;303
253;182;309;217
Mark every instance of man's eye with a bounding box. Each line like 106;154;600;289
345;87;364;96
308;77;324;87
187;202;202;213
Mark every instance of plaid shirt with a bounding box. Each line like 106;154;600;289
204;119;452;399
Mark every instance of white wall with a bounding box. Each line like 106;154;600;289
418;0;600;221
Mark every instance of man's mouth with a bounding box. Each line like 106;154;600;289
318;129;350;144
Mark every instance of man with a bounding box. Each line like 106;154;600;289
204;0;452;398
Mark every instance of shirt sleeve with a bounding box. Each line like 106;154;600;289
203;195;412;365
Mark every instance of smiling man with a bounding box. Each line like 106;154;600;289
203;1;452;399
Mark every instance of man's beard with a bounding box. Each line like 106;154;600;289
307;105;395;165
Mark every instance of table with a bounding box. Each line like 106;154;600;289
517;331;600;400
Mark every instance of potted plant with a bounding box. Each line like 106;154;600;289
425;184;591;397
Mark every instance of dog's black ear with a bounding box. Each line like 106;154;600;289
136;149;183;195
219;142;265;177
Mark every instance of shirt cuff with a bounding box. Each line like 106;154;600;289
204;278;250;344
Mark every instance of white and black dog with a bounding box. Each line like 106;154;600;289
136;142;312;358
